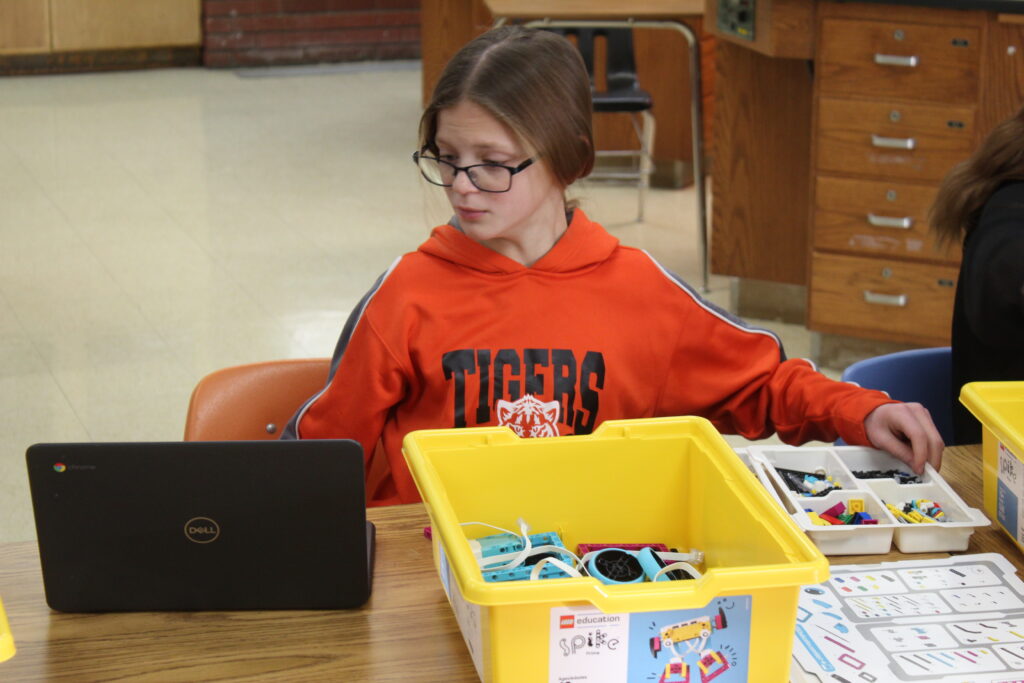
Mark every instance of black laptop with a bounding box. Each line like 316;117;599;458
25;439;374;612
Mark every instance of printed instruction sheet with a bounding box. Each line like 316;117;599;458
792;553;1024;683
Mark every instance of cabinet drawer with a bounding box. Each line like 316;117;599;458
816;97;974;181
0;0;50;54
51;0;201;51
813;176;959;262
809;252;957;343
818;18;980;103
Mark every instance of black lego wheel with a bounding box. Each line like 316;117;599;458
590;549;644;583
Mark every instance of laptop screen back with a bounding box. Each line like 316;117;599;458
26;439;372;612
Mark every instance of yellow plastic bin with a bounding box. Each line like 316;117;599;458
403;416;829;683
0;597;14;663
960;381;1024;553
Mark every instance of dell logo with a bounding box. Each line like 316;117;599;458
184;516;220;544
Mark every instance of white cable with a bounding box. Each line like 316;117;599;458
652;561;702;582
460;520;520;537
529;556;583;580
479;544;581;571
658;549;704;565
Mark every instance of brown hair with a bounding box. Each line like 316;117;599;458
418;26;594;189
930;105;1024;246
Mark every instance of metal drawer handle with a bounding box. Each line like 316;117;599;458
874;53;919;67
872;134;916;150
867;213;913;229
863;290;908;307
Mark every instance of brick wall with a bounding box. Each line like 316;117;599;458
203;0;421;68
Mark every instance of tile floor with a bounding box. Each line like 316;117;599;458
0;62;834;543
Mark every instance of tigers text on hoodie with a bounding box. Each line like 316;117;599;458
284;209;894;505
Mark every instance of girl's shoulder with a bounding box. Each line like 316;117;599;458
977;181;1024;236
988;179;1024;205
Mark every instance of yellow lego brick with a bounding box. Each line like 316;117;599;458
848;499;865;513
905;510;937;524
806;512;831;527
886;503;913;524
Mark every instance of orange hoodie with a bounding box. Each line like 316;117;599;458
285;210;893;505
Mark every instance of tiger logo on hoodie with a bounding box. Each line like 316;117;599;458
496;395;561;438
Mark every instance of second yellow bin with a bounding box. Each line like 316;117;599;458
960;381;1024;553
403;416;829;683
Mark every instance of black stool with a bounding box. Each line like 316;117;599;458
552;27;655;223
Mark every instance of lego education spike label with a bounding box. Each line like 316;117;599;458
997;442;1023;544
548;596;751;683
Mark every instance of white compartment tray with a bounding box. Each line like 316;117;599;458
734;445;989;555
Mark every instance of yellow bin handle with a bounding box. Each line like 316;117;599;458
0;597;14;663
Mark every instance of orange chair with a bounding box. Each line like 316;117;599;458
183;358;331;441
183;359;395;506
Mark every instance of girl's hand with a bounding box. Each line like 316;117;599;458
863;402;944;474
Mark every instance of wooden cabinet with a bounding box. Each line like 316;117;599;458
0;0;200;56
50;0;200;51
711;0;1024;347
0;0;50;54
808;2;991;345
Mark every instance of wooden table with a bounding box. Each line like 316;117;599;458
485;0;711;293
0;504;478;681
0;445;1019;680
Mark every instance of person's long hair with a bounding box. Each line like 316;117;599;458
418;26;595;189
930;105;1024;247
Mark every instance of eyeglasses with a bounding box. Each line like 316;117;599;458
413;151;534;193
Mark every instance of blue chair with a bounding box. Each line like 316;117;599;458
840;347;955;445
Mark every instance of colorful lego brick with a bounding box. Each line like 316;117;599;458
910;511;928;524
886;503;913;523
806;512;831;526
822;502;846;518
848;498;865;513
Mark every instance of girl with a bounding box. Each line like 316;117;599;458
285;26;943;506
931;104;1024;444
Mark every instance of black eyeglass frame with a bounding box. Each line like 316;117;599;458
412;151;535;193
